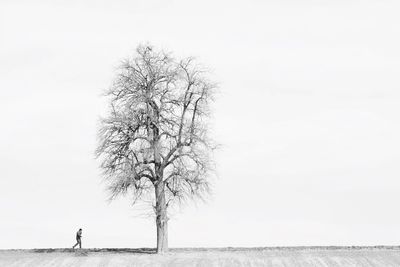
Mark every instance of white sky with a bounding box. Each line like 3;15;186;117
1;0;400;249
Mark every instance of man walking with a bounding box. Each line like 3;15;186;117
72;228;82;249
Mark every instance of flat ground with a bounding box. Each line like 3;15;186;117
1;247;400;267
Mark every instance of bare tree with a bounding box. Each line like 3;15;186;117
96;44;217;253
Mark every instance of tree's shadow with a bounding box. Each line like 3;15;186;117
32;248;156;254
90;248;156;254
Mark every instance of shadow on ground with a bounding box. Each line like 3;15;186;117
32;248;156;254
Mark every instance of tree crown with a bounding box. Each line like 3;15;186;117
96;44;217;210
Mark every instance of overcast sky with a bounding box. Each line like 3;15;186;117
1;0;400;249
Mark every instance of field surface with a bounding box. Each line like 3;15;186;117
1;247;400;266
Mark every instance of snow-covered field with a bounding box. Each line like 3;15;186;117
1;247;400;266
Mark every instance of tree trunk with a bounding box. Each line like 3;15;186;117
155;181;168;253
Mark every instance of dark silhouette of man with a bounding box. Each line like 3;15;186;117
72;228;82;249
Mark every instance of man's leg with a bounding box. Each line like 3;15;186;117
78;239;82;249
